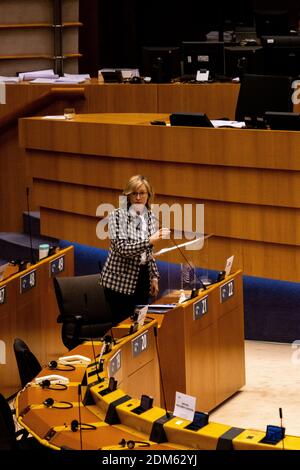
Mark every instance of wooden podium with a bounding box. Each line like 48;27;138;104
154;270;245;412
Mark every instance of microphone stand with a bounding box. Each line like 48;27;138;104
26;187;35;266
78;384;83;451
151;212;207;296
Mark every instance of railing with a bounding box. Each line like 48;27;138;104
0;87;85;134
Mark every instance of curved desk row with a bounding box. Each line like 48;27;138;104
16;315;300;451
0;246;73;397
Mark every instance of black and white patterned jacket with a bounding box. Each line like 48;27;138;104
100;208;159;295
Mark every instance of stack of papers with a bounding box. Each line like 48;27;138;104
30;77;86;84
211;120;246;128
64;73;90;81
0;76;21;83
19;69;59;81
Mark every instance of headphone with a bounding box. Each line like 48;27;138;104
43;397;73;409
119;438;150;449
71;419;97;432
48;360;75;371
39;379;67;391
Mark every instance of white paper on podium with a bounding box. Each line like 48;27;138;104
0;76;21;83
19;69;58;81
225;255;234;276
64;73;91;80
211;120;246;128
137;305;148;327
42;115;67;120
154;236;204;256
173;391;196;421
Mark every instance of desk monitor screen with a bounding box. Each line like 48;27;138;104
261;36;300;77
264;112;300;131
224;46;264;78
254;10;289;37
170;112;213;128
182;41;224;78
235;74;293;121
101;70;123;83
141;46;181;83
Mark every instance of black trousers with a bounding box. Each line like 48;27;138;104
104;264;150;325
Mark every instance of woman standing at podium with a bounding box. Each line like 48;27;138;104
100;175;170;324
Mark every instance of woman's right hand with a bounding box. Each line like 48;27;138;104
149;228;171;245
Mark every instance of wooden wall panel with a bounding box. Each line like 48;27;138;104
18;113;300;281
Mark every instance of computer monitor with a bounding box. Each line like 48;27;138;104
141;46;181;83
264;112;300;131
261;36;300;77
182;41;224;78
254;10;289;37
224;46;264;78
169;112;213;128
235;74;293;121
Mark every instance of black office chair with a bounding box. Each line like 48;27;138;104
235;73;293;122
13;338;42;388
0;392;43;450
53;274;113;350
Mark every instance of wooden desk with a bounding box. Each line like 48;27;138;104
0;246;74;397
1;81;239;234
19;112;300;282
15;293;300;451
16;321;166;450
151;270;245;412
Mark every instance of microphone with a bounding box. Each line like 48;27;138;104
83;293;102;384
77;383;83;450
169;235;207;295
26;187;35;266
279;407;285;451
153;326;170;419
152;213;207;296
71;384;97;448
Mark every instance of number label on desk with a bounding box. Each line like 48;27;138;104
132;331;148;358
109;350;121;376
220;280;234;303
49;255;65;277
20;270;36;294
0;286;6;305
193;295;208;320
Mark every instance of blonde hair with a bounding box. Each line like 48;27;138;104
123;175;153;209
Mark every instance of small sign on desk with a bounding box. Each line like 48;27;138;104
49;255;65;277
109;350;121;377
132;330;148;358
0;286;6;305
20;270;36;294
193;295;208;320
220;279;234;303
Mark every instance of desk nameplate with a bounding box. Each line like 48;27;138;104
109;350;122;377
193;295;208;320
220;279;235;303
20;270;36;294
0;285;6;305
132;330;148;358
49;255;65;277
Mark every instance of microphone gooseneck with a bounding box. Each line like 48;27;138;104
152;212;206;294
279;407;285;451
153;326;170;419
84;293;101;383
78;384;83;450
26;187;35;266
